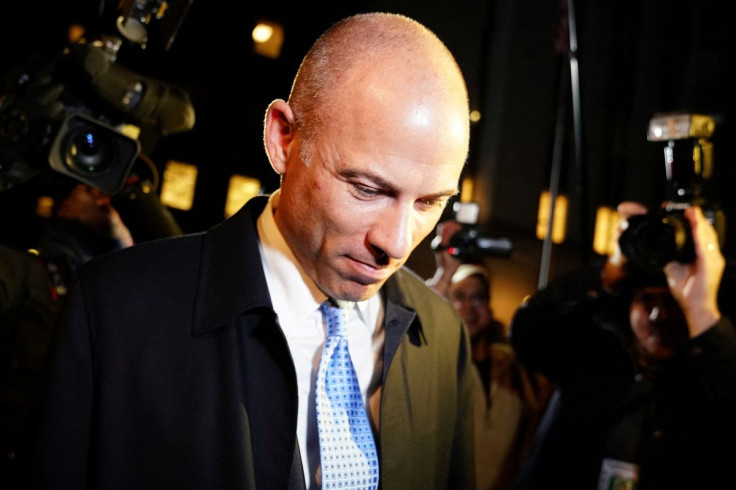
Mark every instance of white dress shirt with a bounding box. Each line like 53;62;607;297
256;191;384;488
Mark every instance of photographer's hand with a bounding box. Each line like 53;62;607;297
663;206;723;337
426;220;463;298
57;184;134;248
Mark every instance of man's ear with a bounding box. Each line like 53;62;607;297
263;99;296;175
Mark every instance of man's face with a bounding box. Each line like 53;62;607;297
56;183;113;232
449;275;492;339
274;79;468;302
629;286;690;363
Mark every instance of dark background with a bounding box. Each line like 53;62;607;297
2;0;734;322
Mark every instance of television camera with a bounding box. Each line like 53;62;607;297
619;112;726;271
0;0;195;197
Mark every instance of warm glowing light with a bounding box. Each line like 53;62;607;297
536;190;567;243
225;174;262;218
160;160;198;211
68;24;86;44
593;205;620;256
469;110;481;123
252;24;273;43
460;176;474;202
120;124;141;140
36;195;55;218
253;21;284;59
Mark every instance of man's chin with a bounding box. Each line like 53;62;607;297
325;278;384;303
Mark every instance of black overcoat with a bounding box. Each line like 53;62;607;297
35;196;475;490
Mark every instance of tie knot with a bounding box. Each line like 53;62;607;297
321;300;351;338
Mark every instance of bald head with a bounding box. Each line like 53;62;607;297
262;13;471;301
288;12;470;162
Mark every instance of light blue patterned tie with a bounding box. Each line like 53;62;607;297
316;300;379;489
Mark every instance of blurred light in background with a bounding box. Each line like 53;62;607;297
252;20;284;59
536;190;567;244
160;160;198;211
225;174;261;218
593;205;620;256
35;195;55;218
460;175;474;202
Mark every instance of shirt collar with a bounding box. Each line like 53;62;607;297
257;190;379;331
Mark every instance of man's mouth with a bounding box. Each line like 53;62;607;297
345;256;392;284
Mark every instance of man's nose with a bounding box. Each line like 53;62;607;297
648;303;671;322
648;305;661;322
368;204;414;261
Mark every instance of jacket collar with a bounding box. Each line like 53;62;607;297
191;195;425;347
192;196;273;335
381;270;425;378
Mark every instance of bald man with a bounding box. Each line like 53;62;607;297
36;13;475;489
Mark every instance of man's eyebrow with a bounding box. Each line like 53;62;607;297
425;188;461;201
338;168;459;199
338;168;392;189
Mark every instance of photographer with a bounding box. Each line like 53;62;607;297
509;201;736;490
0;177;134;489
428;219;552;490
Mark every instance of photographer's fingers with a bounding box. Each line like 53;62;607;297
609;201;648;268
686;206;724;282
663;207;722;336
616;201;648;221
438;220;463;245
428;220;463;296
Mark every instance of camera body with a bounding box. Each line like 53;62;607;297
431;201;513;261
0;0;194;196
47;113;140;194
619;204;693;271
618;112;725;271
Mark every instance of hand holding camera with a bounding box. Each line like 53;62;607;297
605;112;727;336
426;219;464;297
663;206;724;336
606;201;724;336
429;202;513;262
616;112;725;272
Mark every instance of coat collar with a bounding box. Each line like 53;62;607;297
192;196;273;335
191;195;425;347
382;275;422;379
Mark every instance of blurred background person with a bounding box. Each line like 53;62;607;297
0;243;60;489
428;219;552;490
510;201;736;490
35;179;135;284
0;175;135;489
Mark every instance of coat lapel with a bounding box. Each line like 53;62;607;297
192;196;301;488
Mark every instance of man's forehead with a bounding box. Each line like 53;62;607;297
328;150;460;195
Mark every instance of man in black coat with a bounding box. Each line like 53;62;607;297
34;12;476;490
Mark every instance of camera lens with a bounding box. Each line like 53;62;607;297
49;113;141;194
619;212;693;271
65;127;113;174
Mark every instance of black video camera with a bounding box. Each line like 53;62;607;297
0;0;194;196
431;201;513;261
619;112;726;271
